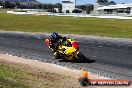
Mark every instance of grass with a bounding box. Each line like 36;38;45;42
0;62;59;88
0;13;132;38
0;62;78;88
0;64;30;88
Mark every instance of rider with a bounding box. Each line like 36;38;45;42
49;32;66;59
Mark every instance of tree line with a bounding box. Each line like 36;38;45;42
0;1;93;13
0;1;62;10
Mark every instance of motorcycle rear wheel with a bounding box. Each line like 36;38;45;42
77;52;87;61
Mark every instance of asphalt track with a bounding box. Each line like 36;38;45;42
0;32;132;80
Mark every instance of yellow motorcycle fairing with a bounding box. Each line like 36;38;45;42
58;38;80;60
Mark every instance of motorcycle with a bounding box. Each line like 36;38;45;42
45;38;88;61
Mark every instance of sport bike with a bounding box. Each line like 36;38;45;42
45;38;88;61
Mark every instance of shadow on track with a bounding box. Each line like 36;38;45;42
59;59;96;63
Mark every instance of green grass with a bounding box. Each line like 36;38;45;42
0;62;78;88
0;13;132;38
0;64;30;88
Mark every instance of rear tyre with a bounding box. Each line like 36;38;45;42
77;52;87;61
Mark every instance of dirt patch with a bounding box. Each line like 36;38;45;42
0;54;131;88
0;54;84;88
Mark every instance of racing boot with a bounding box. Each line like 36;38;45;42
53;51;61;59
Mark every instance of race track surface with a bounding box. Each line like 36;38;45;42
0;32;132;79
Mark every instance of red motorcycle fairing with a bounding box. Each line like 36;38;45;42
45;39;50;48
72;41;78;49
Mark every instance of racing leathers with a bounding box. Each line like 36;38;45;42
49;35;66;59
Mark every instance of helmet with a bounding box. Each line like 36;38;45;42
51;32;59;40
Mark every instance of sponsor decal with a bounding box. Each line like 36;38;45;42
78;68;131;86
